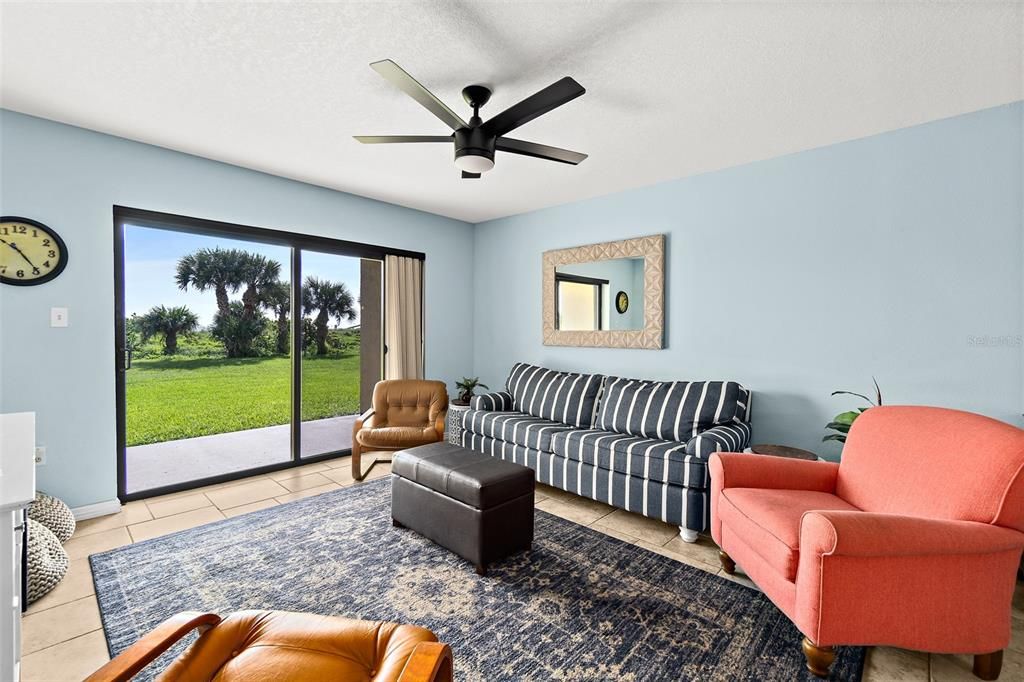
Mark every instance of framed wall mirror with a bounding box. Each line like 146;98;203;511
543;234;665;349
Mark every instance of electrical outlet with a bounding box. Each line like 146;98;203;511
34;446;46;465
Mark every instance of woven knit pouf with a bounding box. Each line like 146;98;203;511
26;518;69;604
28;491;76;542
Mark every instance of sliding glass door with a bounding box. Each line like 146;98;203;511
114;208;402;501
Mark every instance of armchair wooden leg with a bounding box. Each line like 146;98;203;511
801;637;835;678
718;550;736;575
351;442;363;481
973;651;1003;681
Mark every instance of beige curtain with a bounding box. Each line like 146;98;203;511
384;255;424;379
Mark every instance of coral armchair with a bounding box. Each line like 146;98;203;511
711;406;1024;679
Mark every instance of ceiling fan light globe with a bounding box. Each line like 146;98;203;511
454;153;494;174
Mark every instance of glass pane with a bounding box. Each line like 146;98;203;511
557;280;599;331
123;225;292;494
300;251;381;458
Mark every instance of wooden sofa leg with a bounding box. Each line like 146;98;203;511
973;651;1003;681
351;441;363;481
678;528;699;543
801;637;835;678
718;550;736;575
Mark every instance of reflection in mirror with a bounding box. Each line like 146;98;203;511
555;257;644;331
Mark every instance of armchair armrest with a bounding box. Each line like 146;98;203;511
398;642;454;682
801;511;1024;559
795;512;1024;649
84;611;222;682
686;421;753;458
710;452;839;493
710;453;839;544
435;410;447;439
354;407;378;432
469;391;514;411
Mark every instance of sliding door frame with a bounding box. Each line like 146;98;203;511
113;206;424;502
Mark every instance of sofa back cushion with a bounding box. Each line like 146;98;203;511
836;405;1024;531
594;378;746;441
505;363;605;428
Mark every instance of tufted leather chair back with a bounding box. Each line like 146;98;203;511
372;380;448;428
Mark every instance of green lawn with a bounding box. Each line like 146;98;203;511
126;353;360;446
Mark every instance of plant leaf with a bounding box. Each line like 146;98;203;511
832;411;861;426
831;390;874;404
873;376;882;406
822;434;846;443
825;422;851;433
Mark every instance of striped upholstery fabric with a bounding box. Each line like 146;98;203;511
505;363;605;428
686;421;753;458
469;391;514;411
549;429;709;488
463;432;706;529
594;378;744;440
462;410;575;452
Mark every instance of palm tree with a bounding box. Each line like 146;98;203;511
302;277;356;355
175;248;245;317
238;253;282;320
261;280;291;355
138;305;199;355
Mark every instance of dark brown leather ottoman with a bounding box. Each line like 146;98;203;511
391;442;534;575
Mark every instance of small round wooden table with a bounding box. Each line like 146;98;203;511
749;444;820;461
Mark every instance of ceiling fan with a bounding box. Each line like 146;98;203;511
355;59;587;178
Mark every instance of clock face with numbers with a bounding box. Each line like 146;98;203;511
0;217;68;286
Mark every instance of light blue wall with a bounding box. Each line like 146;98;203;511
472;102;1024;459
0;110;474;508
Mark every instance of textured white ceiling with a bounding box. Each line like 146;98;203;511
1;2;1021;223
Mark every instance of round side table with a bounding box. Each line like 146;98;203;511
749;444;821;461
447;402;471;446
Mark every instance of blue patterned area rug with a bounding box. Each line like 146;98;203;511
91;479;865;681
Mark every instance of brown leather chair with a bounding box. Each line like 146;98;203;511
85;610;453;682
353;380;448;481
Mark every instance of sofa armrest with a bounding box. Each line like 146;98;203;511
469;391;514;411
354;408;377;432
800;511;1024;559
686;422;753;458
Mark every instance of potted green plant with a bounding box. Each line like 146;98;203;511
823;378;883;445
453;377;489;406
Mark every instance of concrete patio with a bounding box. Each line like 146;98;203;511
126;414;357;493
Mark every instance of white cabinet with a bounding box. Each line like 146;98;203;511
1;413;35;682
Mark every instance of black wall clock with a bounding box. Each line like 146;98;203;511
0;217;68;286
615;290;629;314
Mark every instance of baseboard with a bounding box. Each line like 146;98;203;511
71;499;122;520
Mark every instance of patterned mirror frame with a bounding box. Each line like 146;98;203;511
543;234;665;349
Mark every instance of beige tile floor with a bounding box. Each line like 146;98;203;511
21;455;1024;681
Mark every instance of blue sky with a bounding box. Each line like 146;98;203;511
124;225;363;327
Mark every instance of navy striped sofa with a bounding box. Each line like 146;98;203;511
461;362;752;542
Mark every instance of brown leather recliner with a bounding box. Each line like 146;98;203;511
85;610;453;682
353;380;448;481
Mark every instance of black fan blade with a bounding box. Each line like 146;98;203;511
354;135;452;144
461;171;481;179
482;77;585;137
370;60;468;131
496;137;588;165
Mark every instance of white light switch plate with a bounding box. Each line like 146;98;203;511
50;307;68;327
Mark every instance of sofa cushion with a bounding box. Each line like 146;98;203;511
595;378;745;441
718;488;859;581
550;429;708;488
505;362;605;428
463;409;576;452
